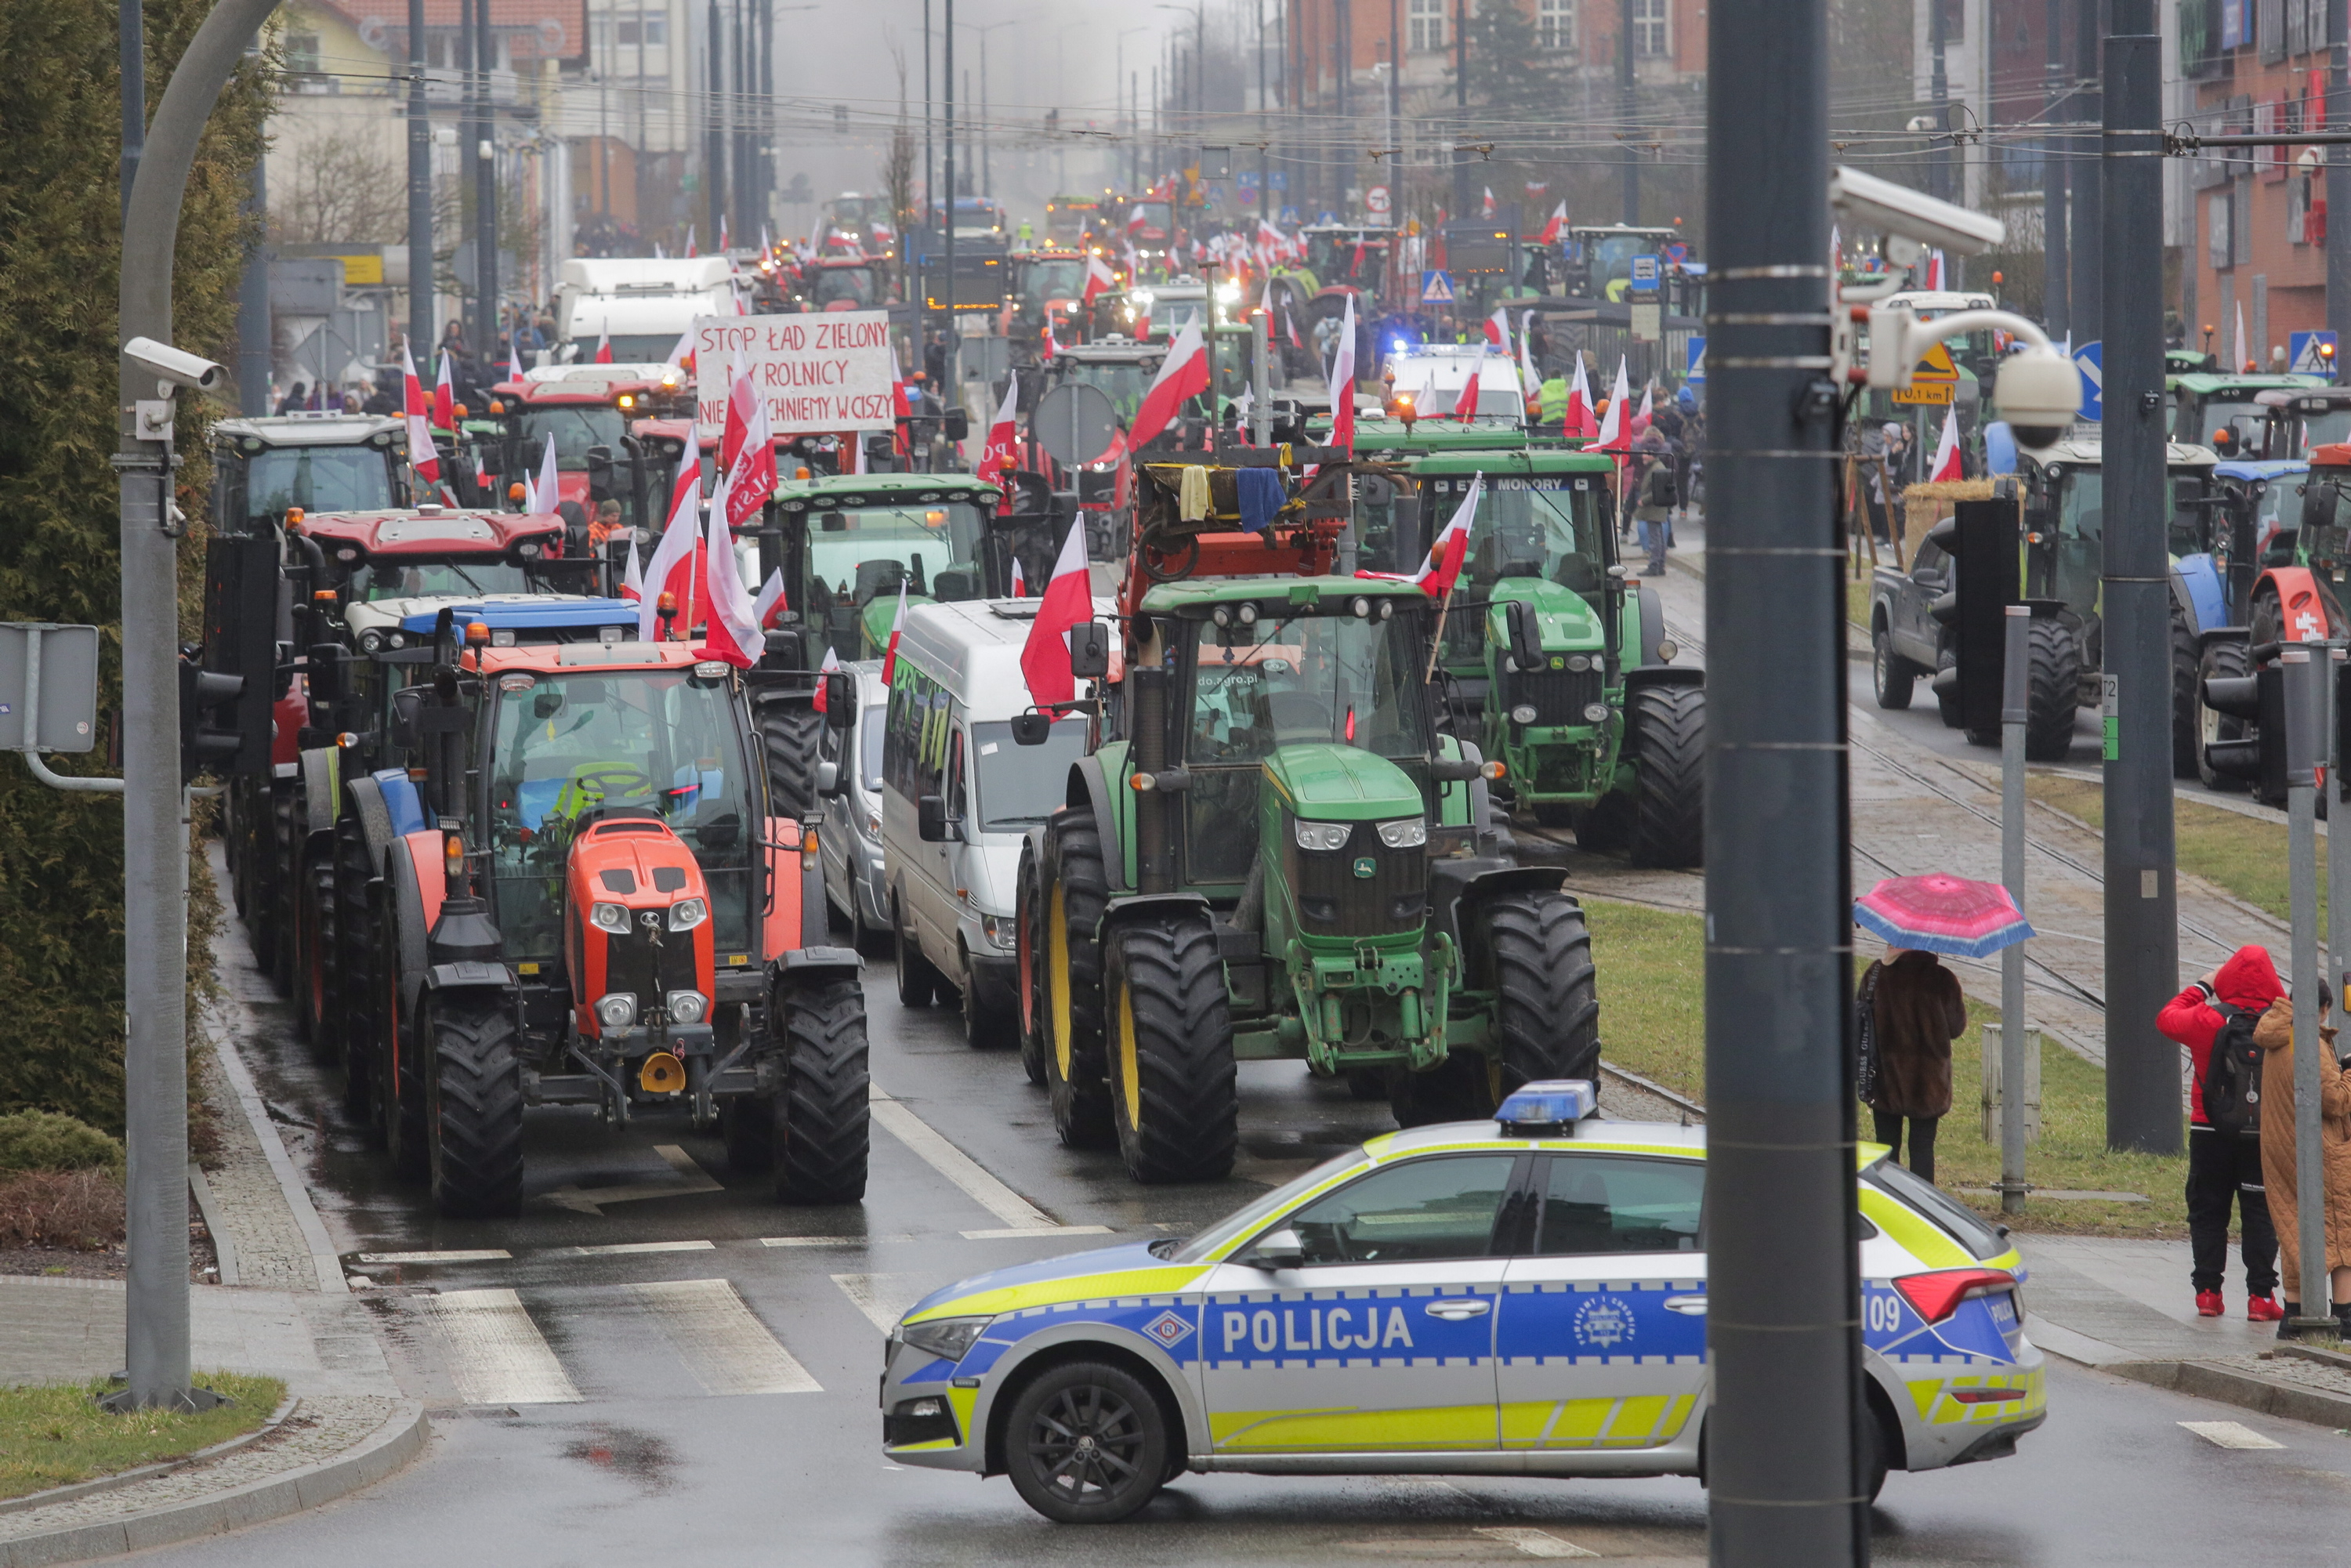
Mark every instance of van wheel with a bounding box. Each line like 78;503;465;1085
893;893;940;1008
961;945;1016;1048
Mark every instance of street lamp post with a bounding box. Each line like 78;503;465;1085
1118;25;1150;194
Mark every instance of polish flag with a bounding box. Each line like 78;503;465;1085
401;338;440;483
1415;474;1483;599
432;349;454;430
693;470;765;668
595;328;614;364
853;433;869;474
1563;354;1595;440
663;331;692;373
812;645;841;712
1481;186;1497;218
685;223;697;258
508;338;523;384
1328;291;1358;453
982;375;1020;478
1518;310;1540;395
1043;317;1061;360
1631;385;1654;440
1127;320;1208;448
1596;357;1632;451
639;429;702;641
719;213;730;253
621;529;645;603
1133;308;1151;340
1929;404;1964;483
527;433;559;512
1483;306;1509;349
1011;555;1027;596
1538;201;1567;244
1019;516;1092;709
1452;346;1487;422
721;366;775;531
1082;252;1118;304
878;579;909;685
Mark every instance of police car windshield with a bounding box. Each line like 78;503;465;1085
969;717;1088;831
1172;1146;1371;1262
248;446;397;517
1864;1156;2008;1261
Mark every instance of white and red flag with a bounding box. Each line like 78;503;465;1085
1929;404;1964;482
1538;201;1568;244
1082;252;1118;304
878;579;910;684
1518;310;1540;395
1632;385;1654;440
1011;555;1027;596
595;327;614;364
1127;320;1208;448
1416;474;1483;598
1451;346;1487;422
639;428;703;640
1328;292;1358;453
1019;516;1092;709
432;349;454;430
982;375;1020;477
693;470;765;668
684;223;697;258
812;645;842;712
1483;306;1510;349
526;433;559;512
401;338;440;483
621;529;645;603
1481;186;1497;218
1596;357;1632;451
720;364;776;531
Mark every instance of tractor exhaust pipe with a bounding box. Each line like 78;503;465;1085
1131;666;1172;895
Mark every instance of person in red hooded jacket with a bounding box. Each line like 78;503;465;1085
2157;944;2285;1321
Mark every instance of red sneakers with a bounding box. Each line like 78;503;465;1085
2248;1294;2287;1323
2195;1289;2226;1317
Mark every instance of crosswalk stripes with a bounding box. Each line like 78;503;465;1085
419;1280;824;1404
422;1287;585;1406
630;1278;821;1396
831;1273;943;1334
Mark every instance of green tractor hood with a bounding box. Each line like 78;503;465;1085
1491;576;1606;653
1264;743;1423;823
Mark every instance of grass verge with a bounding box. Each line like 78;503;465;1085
2027;772;2323;931
1846;576;1871;630
0;1372;283;1502
1585;896;2190;1238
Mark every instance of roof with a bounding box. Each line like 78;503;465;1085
504;378;659;407
558;256;734;293
897;597;1120;701
1139;574;1436;614
774;473;1002;507
2171;372;2327;393
522;363;684;391
2214;459;2310;481
342;592;636;638
2023;436;2219;469
297;507;564;556
1878;290;1999;313
1052;340;1165;364
1365;1119;1709;1159
470;639;718;675
1409;447;1617;476
213;415;404;449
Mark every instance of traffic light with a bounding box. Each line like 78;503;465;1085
2201;661;2283;800
186;536;280;780
177;657;247;783
1925;487;2020;742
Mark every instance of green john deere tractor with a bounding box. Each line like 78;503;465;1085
1015;567;1602;1185
1410;449;1704;866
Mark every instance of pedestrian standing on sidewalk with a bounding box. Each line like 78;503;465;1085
2251;987;2351;1334
1857;944;1966;1182
1632;433;1675;576
2157;945;2285;1321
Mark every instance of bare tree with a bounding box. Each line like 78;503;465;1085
270;131;408;245
882;123;917;300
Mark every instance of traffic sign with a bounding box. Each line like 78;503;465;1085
1629;254;1661;293
1909;340;1961;383
1889;382;1954;406
2291;330;2338;375
1279;205;1299;223
1269;171;1287;190
1421;270;1457;304
1664;242;1690;265
1686;336;1706;384
1033;383;1120;468
2072;339;2103;421
1365;184;1392;216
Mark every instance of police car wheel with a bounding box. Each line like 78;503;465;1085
1003;1360;1170;1524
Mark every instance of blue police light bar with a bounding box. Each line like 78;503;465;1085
1495;1079;1597;1134
398;598;640;636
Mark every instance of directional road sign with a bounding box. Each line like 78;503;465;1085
1686;336;1706;385
2072;339;2103;422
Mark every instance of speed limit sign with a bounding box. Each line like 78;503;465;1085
1365;184;1392;215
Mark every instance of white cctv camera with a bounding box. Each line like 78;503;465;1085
123;337;226;393
1828;165;2006;259
1993;349;2082;451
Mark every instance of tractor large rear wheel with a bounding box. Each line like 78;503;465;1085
424;992;526;1219
375;883;427;1180
2196;637;2251;791
759;701;825;824
1042;810;1115;1150
2170;599;2201;778
1016;843;1049;1086
1104;915;1236;1182
293;843;335;1051
332;818;376;1122
1627;683;1704;869
2023;617;2080;762
773;976;871;1204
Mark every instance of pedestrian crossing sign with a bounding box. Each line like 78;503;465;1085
2291;330;2338;375
1421;270;1456;304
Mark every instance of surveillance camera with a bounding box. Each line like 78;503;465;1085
123;336;225;393
1828;164;2006;259
1993;347;2083;451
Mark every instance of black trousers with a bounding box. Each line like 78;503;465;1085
2186;1125;2278;1295
1871;1110;1940;1184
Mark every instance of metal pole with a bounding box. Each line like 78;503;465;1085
118;0;283;1413
922;0;933;252
2331;647;2350;1029
237;154;270;417
1620;0;1638;223
408;0;433;355
2070;0;2103;348
1254;292;1273;444
943;0;958;429
2332;0;2350;342
2043;0;2068;341
2284;647;2334;1329
2101;2;2179;1153
1705;0;1862;1557
2001;603;2030;1215
476;0;496;361
1929;0;1951;202
707;0;726;244
1452;0;1469;216
120;0;143;223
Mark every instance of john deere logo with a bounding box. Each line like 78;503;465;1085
1351;856;1377;878
1549;655;1566;671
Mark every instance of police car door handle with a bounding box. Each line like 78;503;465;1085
1663;1295;1708;1315
1423;1298;1491;1320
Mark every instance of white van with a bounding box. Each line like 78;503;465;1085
813;661;889;952
879;598;1105;1047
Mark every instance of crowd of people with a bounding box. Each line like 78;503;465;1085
268;305;568;422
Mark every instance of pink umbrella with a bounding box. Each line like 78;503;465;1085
1853;875;2033;959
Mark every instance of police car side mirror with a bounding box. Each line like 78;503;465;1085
1244;1227;1304;1270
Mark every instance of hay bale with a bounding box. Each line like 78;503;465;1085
1900;479;2009;558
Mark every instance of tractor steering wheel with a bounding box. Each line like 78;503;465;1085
566;762;658;806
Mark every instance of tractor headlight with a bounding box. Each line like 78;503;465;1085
668;896;708;931
1510;703;1538;726
1375;818;1427;849
1583;702;1611;723
666;990;708;1025
1656;639;1678;662
595;993;638;1029
1292;820;1351;852
591;902;631;934
1566;654;1592;672
358;630;385;653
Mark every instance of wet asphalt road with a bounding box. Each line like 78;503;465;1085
154;932;2351;1568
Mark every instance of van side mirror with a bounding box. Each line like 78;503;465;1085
1068;621;1110;679
817;759;843;798
1009;711;1052;746
1505;599;1544;672
824;672;856;730
917;793;951;842
1244;1227;1304;1269
944;408;971;442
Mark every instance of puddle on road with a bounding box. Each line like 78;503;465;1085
560;1421;679;1492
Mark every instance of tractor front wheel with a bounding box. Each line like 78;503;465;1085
2023;617;2080;762
1104;915;1237;1182
773;976;871;1204
759;701;826;824
1627;683;1705;868
1042;810;1115;1150
1485;891;1602;1087
424;992;526;1219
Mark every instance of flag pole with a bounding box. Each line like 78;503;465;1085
1424;570;1461;684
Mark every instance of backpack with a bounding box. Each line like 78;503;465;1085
2201;1000;2266;1139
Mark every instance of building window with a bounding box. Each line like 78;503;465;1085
1633;0;1669;57
1408;0;1445;54
285;31;322;74
1538;0;1574;49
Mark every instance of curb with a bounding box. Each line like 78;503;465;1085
0;1400;429;1568
2105;1357;2351;1430
0;1397;299;1519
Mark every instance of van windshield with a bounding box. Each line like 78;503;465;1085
969;716;1088;832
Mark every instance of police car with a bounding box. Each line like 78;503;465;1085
879;1082;2045;1523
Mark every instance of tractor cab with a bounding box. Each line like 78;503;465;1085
2020;437;2219;639
2252;386;2351;461
2169;371;2324;458
212;415;409;535
772;473;1031;663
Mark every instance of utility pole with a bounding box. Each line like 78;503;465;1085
733;0;748;244
408;0;432;355
707;0;726;246
120;0;143;222
1929;0;1951;202
237;158;270;416
2044;0;2068;340
1451;0;1469;216
474;0;496;360
943;0;958;409
2330;0;2349;338
2101;0;2179;1153
1259;0;1271;225
2070;0;2103;349
118;0;284;1413
1705;0;1865;1558
1620;0;1638;223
